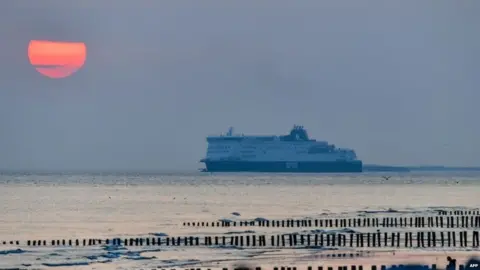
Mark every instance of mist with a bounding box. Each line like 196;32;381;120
1;1;479;171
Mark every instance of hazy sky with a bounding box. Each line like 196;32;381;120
0;1;479;171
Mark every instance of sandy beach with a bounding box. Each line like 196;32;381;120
0;172;479;269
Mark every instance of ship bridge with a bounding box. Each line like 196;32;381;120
207;125;319;143
207;127;278;142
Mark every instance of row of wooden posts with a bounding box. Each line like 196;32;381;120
178;265;470;270
183;216;480;228
5;230;479;248
438;210;479;215
182;265;473;270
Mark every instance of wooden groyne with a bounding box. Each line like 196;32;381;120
183;216;480;228
2;230;478;249
154;264;476;270
438;210;480;215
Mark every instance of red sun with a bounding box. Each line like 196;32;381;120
28;40;87;79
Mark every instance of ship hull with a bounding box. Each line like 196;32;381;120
203;160;363;173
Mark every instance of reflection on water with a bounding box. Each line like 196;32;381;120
0;173;478;269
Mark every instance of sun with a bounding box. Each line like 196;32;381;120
28;40;87;79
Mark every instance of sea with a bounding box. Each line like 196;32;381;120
0;171;479;270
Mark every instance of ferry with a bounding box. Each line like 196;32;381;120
200;125;362;173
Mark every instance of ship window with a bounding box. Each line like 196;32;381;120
308;146;330;154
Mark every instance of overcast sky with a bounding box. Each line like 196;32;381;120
0;1;479;171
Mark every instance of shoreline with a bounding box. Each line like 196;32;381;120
0;174;478;269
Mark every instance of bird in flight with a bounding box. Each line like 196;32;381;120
382;176;391;180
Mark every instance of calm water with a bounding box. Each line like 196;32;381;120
1;170;480;185
0;172;478;269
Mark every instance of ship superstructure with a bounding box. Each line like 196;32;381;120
200;125;362;173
